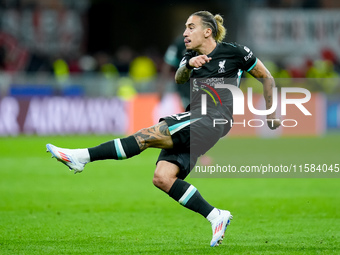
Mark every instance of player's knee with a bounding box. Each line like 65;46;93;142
153;161;179;191
152;171;175;192
152;173;166;190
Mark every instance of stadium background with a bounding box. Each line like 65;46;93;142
0;0;339;254
0;0;340;136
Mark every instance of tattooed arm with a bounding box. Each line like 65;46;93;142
248;59;281;130
175;55;212;84
174;65;192;84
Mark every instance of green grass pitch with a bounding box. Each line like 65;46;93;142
0;134;339;254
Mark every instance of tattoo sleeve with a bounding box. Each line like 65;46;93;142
262;70;275;112
249;62;276;116
133;121;171;151
175;65;192;84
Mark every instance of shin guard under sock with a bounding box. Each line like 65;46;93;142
88;136;140;161
168;178;214;217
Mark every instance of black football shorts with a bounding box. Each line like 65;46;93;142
156;108;231;179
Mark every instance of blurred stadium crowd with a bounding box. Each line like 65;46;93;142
0;0;339;97
0;0;339;136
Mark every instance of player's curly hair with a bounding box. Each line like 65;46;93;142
191;11;226;43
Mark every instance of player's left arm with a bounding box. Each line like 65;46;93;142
248;59;281;130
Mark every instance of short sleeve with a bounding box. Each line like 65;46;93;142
234;43;257;72
179;50;197;68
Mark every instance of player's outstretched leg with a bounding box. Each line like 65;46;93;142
46;121;173;173
46;135;141;174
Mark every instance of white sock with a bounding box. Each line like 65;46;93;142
74;149;90;163
206;208;220;223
